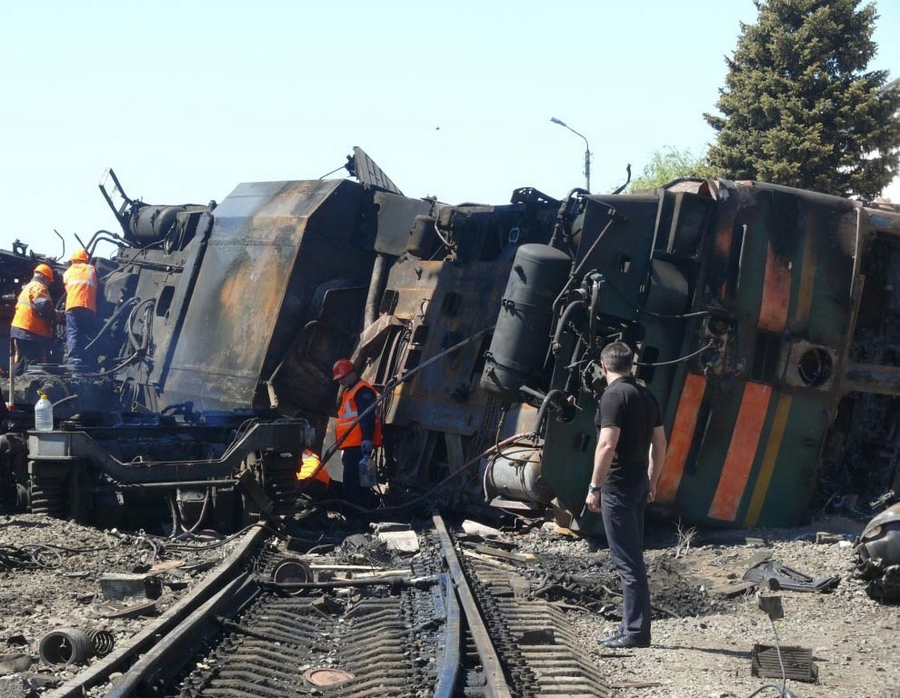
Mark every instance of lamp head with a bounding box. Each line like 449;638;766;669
550;117;566;126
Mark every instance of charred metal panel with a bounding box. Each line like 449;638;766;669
374;200;561;437
350;146;403;195
574;195;660;322
372;192;434;257
161;179;373;411
105;215;214;409
381;254;514;434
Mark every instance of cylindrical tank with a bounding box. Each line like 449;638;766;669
480;244;571;401
127;204;206;246
483;445;554;506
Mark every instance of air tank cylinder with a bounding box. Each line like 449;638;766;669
483;445;554;506
480;244;572;402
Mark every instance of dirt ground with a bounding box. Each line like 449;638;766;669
0;510;898;698
510;512;900;698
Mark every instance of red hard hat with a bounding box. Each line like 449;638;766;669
34;263;54;282
332;359;355;381
70;249;89;263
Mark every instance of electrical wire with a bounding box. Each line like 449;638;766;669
432;206;455;251
634;339;719;368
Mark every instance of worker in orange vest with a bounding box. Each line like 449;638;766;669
62;249;98;365
296;448;332;498
333;358;382;506
11;264;58;374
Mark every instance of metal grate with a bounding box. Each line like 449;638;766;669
751;644;818;682
750;331;782;384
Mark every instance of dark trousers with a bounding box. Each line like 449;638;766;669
341;446;365;506
601;483;651;640
65;307;94;364
13;337;51;375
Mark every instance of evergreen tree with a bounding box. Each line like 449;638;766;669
705;0;900;199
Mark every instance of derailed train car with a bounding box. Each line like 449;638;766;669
0;150;898;534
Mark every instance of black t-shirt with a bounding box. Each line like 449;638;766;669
594;376;662;490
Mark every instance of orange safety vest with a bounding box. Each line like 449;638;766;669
296;449;331;484
12;280;53;338
63;263;98;312
336;379;383;448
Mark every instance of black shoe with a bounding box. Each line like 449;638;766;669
600;634;650;648
598;630;623;645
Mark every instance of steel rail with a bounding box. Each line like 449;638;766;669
433;514;513;698
105;571;255;697
433;572;462;698
44;523;269;698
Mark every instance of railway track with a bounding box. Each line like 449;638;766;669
44;514;611;698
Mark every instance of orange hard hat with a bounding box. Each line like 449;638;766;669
332;359;355;381
70;249;89;263
34;263;54;282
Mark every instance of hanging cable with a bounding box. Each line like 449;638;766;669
634;339;719;368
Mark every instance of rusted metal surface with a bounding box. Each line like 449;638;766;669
1;154;899;533
162;179;370;412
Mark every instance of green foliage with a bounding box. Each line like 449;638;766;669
629;148;718;193
705;0;900;199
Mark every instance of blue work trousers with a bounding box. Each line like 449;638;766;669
65;307;94;364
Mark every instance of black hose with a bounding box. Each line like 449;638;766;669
551;299;586;356
532;389;568;437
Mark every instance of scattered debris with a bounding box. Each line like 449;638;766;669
751;644;818;683
742;560;840;592
463;543;537;564
461;520;504;539
815;532;845;544
98;572;163;600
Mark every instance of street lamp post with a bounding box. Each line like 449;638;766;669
550;117;591;192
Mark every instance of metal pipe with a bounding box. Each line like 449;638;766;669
82;479;240;491
841;363;900;397
8;338;14;407
364;253;390;329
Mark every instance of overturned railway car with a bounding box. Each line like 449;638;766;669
1;153;898;532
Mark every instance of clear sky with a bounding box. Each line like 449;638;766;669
2;0;898;258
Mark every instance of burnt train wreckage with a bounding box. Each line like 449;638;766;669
0;148;898;541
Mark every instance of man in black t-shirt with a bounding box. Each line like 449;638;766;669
585;341;667;649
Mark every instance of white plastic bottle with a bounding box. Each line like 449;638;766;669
34;391;53;432
358;455;376;488
366;457;377;488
